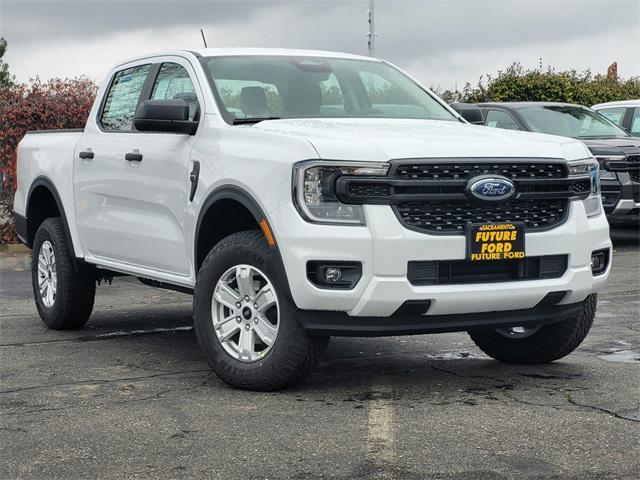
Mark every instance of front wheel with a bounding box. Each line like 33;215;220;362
193;231;326;391
469;294;597;364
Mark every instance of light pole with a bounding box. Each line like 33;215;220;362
366;0;376;57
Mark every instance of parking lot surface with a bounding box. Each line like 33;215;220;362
1;229;639;480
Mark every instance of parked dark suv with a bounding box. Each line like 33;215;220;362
452;102;640;224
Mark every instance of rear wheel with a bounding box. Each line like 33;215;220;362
31;218;95;330
193;230;326;391
469;294;597;364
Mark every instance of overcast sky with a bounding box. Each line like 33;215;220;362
1;0;638;90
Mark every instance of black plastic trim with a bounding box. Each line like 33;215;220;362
25;176;76;257
24;129;84;135
299;293;584;336
14;212;28;245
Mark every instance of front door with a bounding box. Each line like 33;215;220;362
75;58;202;276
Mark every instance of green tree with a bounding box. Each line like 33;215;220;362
0;38;13;88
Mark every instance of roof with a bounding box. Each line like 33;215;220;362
109;48;380;72
189;47;379;62
475;101;589;109
592;99;640;109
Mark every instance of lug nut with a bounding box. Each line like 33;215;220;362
236;316;241;323
244;295;250;301
253;303;258;309
254;317;259;324
236;302;241;308
244;324;250;331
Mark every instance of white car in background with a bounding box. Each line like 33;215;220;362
592;100;640;137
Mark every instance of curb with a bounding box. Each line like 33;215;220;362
0;243;31;254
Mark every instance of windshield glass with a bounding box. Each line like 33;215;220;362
516;105;629;138
204;56;458;123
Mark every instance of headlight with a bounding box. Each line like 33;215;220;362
594;155;624;180
568;158;601;218
293;161;389;224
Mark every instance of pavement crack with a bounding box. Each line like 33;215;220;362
0;369;211;395
564;392;640;423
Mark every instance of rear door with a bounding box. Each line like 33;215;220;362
75;57;203;276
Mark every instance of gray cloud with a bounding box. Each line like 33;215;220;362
1;0;638;89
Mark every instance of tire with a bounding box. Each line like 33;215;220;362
468;294;597;364
31;218;95;330
193;230;327;391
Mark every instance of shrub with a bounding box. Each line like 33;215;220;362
0;77;98;243
442;62;640;105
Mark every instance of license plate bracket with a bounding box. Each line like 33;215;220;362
467;222;525;261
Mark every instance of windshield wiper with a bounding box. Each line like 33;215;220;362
232;117;281;125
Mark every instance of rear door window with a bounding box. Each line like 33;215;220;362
101;64;151;131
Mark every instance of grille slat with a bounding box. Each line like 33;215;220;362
394;162;567;181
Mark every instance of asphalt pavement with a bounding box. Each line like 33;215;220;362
1;228;639;480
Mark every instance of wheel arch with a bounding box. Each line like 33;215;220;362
26;177;75;257
194;185;279;273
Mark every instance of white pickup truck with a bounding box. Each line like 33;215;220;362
14;48;611;390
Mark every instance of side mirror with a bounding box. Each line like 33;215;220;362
134;99;198;135
450;103;484;125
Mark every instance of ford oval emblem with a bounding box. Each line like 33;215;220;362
468;176;516;202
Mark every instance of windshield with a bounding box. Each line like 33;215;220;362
203;55;458;123
516;105;629;138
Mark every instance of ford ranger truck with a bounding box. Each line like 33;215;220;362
13;49;611;390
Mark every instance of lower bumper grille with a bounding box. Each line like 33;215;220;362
408;255;568;286
395;200;568;234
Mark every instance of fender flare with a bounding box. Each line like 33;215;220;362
26;176;76;257
194;185;293;298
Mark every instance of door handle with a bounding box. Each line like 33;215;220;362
125;152;143;162
79;150;94;160
189;161;200;202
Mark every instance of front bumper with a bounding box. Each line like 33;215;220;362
269;199;611;319
300;293;585;336
602;173;640;218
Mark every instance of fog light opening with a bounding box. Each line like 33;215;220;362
590;249;609;276
307;261;362;290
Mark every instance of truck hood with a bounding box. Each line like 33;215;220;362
252;118;590;162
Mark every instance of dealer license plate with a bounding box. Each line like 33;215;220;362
467;222;525;261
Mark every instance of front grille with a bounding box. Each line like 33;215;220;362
601;183;622;208
396;200;568;233
629;155;640;182
394;162;567;180
408;255;568;286
334;159;583;235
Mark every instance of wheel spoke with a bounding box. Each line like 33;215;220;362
254;285;276;312
47;284;54;305
237;328;254;359
214;283;241;310
38;274;47;287
236;266;256;298
217;321;241;342
254;315;277;346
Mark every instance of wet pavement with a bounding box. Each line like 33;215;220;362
1;229;639;479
